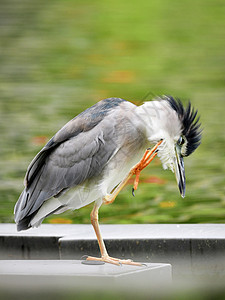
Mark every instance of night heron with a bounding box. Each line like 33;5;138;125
14;96;201;265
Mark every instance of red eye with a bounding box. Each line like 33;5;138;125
178;136;185;146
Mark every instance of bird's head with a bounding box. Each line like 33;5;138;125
140;95;202;198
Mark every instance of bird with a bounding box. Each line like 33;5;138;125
14;95;202;266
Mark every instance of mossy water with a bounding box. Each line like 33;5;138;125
0;0;225;225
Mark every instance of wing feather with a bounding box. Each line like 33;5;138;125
14;98;126;229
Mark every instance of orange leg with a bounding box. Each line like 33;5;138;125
103;139;163;205
85;203;143;266
84;140;163;266
132;140;163;192
132;151;158;191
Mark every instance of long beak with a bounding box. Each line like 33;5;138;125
174;146;186;198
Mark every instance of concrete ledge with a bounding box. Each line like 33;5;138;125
0;224;90;260
1;224;225;283
0;260;172;292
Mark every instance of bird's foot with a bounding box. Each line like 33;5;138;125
131;140;163;194
84;255;144;266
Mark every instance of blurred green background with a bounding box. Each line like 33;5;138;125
0;0;224;225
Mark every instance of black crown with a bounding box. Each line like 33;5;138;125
165;95;202;156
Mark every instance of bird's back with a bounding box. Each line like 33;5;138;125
14;98;141;231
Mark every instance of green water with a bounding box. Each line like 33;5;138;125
0;0;225;225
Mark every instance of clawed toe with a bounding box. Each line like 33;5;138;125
83;255;143;267
131;140;163;193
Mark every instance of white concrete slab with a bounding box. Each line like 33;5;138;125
0;260;172;292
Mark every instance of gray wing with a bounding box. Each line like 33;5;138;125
14;98;128;229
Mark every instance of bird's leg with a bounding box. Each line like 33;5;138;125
85;141;162;265
103;172;134;205
89;203;108;260
85;203;143;266
103;139;163;205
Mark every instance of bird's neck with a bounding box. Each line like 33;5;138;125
135;100;175;143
